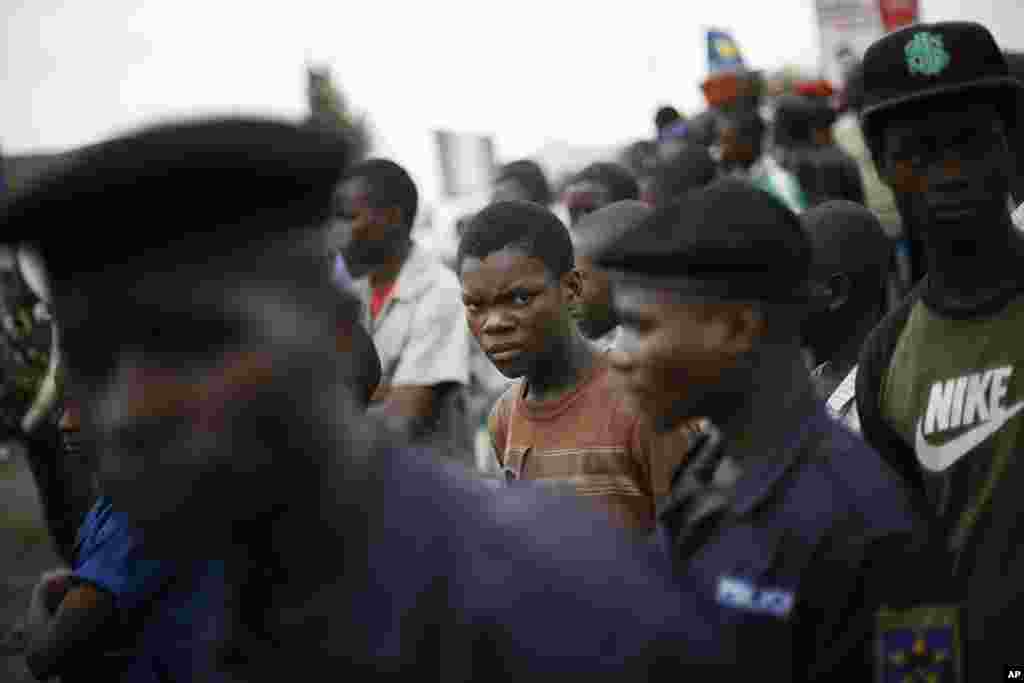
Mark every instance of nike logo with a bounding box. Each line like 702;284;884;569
915;400;1024;472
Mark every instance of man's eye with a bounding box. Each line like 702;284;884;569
511;292;533;306
463;302;481;313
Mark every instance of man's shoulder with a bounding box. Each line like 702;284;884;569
403;243;461;299
489;381;523;421
801;411;921;534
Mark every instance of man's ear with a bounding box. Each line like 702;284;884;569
827;273;852;312
561;268;583;305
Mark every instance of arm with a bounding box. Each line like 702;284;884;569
24;578;116;681
20;418;97;564
368;384;444;437
373;276;470;439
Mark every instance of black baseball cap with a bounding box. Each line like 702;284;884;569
591;179;812;304
860;22;1024;142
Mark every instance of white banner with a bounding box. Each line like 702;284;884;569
815;0;886;85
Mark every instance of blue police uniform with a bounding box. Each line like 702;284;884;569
655;375;939;681
72;496;227;682
222;444;744;681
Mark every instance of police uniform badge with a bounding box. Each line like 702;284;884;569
876;605;961;683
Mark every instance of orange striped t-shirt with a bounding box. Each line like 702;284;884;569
488;360;693;532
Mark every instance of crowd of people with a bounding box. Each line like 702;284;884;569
1;18;1023;682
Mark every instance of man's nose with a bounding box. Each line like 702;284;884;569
607;348;633;373
481;309;515;334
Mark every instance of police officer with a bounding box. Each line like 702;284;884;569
1;117;739;680
586;178;942;681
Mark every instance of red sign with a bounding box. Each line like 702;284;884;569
878;0;918;32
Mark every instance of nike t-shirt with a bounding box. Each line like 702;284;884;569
881;293;1024;577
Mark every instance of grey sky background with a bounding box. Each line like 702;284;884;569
4;0;1023;201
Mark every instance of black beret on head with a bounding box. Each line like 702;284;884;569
592;178;811;303
1;117;350;300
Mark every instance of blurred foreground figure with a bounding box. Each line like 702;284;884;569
22;397;227;682
1;118;737;679
856;22;1024;680
589;179;939;681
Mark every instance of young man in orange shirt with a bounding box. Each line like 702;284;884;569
458;200;687;531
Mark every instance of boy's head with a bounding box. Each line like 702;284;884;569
800;201;892;366
564;162;640;226
457;200;579;379
329;158;418;279
492;159;552;206
571;201;653;340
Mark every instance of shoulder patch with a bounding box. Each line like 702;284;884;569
876;605;961;683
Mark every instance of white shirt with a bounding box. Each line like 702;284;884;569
352;242;470;391
826;365;861;434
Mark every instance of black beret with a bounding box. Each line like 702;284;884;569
592;178;812;303
1;117;350;299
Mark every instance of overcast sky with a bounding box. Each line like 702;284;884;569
4;0;1023;201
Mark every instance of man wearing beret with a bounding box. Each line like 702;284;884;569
586;178;938;680
854;22;1024;680
1;117;741;679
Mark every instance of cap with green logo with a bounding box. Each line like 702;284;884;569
860;21;1024;142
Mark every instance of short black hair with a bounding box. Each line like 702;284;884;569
494;160;552;206
456;200;574;279
772;95;814;148
655;106;683;132
569;162;639;202
801;200;891;309
650;144;716;207
344;158;418;230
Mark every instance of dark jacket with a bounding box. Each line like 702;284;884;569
657;374;936;681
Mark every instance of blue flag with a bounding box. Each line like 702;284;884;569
707;29;745;74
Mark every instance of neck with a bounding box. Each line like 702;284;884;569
713;343;812;460
580;316;618;341
525;328;598;403
369;240;412;289
820;307;881;391
924;209;1024;310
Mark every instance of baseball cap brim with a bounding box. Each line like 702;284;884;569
862;75;1024;136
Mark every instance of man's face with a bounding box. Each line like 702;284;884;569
460;247;576;379
608;284;754;431
572;255;617;339
881;103;1011;230
717;124;755;167
328;177;402;279
564;180;612;226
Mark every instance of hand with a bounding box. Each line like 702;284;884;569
25;568;73;643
